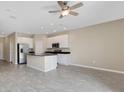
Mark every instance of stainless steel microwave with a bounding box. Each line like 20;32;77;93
52;43;59;48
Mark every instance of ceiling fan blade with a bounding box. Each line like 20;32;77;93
69;11;79;16
48;10;60;13
70;2;83;10
59;15;63;18
57;1;65;8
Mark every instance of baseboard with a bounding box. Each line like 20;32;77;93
0;59;14;63
0;59;5;61
0;59;8;62
71;64;124;74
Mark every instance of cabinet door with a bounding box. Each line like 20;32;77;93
34;36;47;54
59;35;69;48
57;54;62;64
57;54;70;65
47;38;52;48
44;55;57;72
35;39;43;54
47;34;69;48
47;37;55;48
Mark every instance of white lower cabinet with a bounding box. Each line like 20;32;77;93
57;54;71;65
27;55;57;72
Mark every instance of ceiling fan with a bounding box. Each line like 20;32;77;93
48;1;83;18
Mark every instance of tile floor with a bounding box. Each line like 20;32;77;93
0;61;124;92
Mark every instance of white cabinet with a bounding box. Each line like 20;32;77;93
34;38;43;54
17;37;33;48
47;34;69;48
44;55;57;71
47;37;55;48
57;54;71;65
34;35;47;54
56;35;69;48
27;55;57;72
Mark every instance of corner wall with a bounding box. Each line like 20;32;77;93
69;19;124;72
4;32;17;63
0;37;4;60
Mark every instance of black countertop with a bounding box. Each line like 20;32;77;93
45;51;71;54
27;53;57;56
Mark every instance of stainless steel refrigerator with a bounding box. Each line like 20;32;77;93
17;43;29;64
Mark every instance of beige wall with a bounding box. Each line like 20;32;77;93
69;19;124;72
0;37;4;60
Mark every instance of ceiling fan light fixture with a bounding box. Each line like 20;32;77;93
49;1;83;18
61;10;69;16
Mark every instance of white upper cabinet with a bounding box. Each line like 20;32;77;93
57;35;69;48
47;37;54;48
34;35;47;54
47;34;69;48
17;37;33;48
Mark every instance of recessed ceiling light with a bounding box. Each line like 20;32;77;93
1;32;5;35
64;27;67;30
50;23;54;26
27;32;31;34
46;32;49;34
53;30;56;32
41;26;44;30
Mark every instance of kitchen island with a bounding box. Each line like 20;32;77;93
27;53;57;72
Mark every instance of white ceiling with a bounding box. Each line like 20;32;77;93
0;1;124;36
